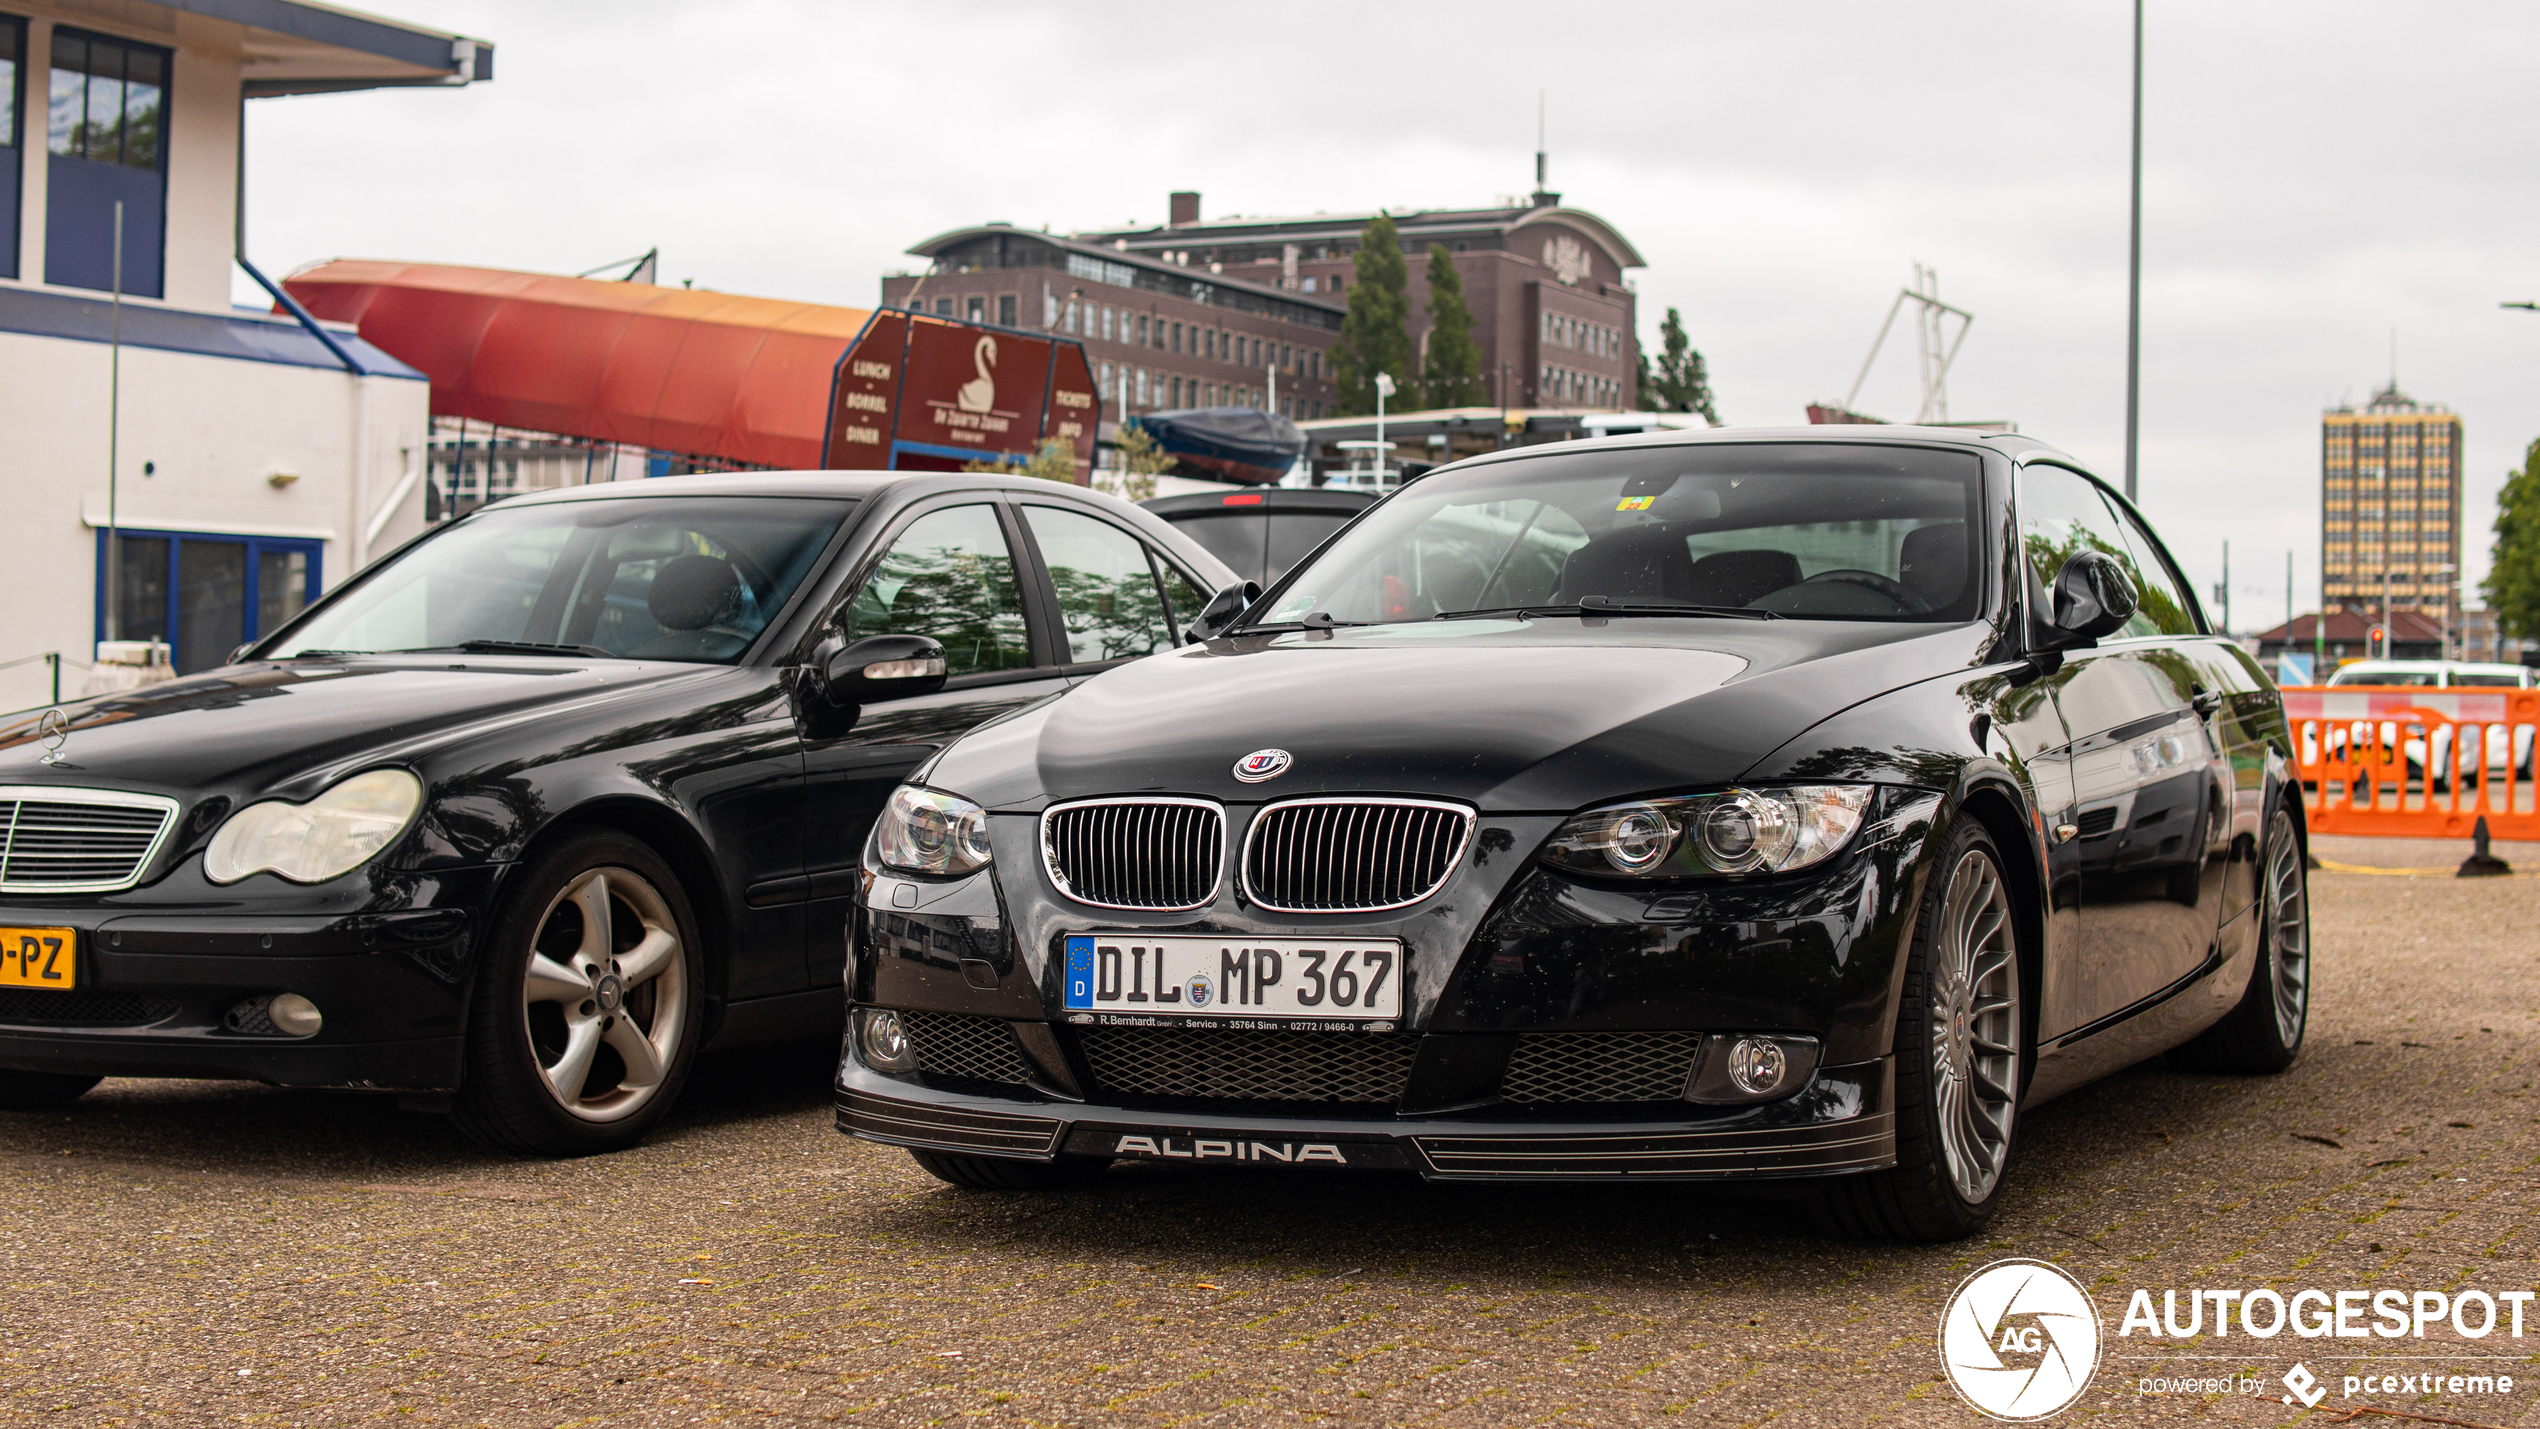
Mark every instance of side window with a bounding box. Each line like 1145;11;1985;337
2103;502;2201;637
2017;465;2132;625
844;504;1031;675
1022;505;1173;663
1154;557;1211;638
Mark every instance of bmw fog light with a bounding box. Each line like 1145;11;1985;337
1686;1033;1821;1104
1726;1036;1785;1095
857;1008;919;1073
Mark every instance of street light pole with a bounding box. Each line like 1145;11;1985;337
2123;0;2144;503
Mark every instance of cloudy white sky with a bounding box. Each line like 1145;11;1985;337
241;0;2540;627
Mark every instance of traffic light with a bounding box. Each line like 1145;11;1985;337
2370;626;2386;657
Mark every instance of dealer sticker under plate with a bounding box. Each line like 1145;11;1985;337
1063;933;1401;1027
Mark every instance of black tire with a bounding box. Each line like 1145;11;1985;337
451;828;706;1157
1814;819;2023;1242
907;1149;1112;1190
2170;803;2309;1074
0;1071;101;1110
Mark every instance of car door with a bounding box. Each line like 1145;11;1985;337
2097;492;2274;971
2017;462;2231;1039
795;497;1072;986
1014;499;1201;675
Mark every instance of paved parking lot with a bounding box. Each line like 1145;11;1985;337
3;833;2538;1427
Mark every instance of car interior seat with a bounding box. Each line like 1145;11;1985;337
1897;522;1967;610
627;555;750;659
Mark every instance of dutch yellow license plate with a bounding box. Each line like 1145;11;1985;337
0;928;76;990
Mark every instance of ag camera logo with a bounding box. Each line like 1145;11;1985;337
1939;1259;2102;1420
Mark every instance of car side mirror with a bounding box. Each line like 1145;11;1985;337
824;634;948;705
2045;550;2137;647
1182;581;1263;644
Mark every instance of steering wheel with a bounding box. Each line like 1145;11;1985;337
1796;569;1932;615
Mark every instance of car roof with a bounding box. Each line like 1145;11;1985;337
490;470;1125;506
1420;423;2078;478
1141;488;1378;517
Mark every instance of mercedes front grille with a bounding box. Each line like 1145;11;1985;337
0;787;180;894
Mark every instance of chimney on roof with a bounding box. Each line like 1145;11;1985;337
1169;191;1201;227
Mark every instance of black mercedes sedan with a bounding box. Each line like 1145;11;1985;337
0;472;1237;1155
835;427;2312;1241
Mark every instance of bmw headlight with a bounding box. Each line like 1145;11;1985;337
877;785;994;876
203;769;424;885
1541;785;1875;878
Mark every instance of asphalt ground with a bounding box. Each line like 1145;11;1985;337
3;832;2538;1428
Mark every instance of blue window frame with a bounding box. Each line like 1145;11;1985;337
94;529;324;674
0;15;23;278
46;26;165;297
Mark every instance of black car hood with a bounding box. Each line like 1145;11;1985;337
933;617;2001;811
0;658;695;799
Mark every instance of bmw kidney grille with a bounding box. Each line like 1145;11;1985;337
1242;798;1474;913
1040;798;1226;911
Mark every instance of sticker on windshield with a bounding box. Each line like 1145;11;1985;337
1616;495;1655;511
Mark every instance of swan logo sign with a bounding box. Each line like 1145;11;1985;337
1939;1260;2102;1420
821;311;1098;477
955;335;998;413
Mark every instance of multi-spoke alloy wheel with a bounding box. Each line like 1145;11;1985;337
1929;847;2020;1204
453;830;703;1156
2173;802;2311;1074
522;866;687;1122
2263;809;2310;1044
1812;818;2023;1242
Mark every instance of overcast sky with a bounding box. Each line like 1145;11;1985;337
240;0;2540;626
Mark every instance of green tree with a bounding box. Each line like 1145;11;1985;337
2483;437;2540;638
1418;245;1486;408
1642;306;1721;424
962;436;1078;483
1329;213;1412;416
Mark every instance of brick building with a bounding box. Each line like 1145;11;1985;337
1080;189;1644;414
883;227;1343;428
880;186;1648;428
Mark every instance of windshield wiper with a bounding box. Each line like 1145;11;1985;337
400;640;621;659
1435;599;1778;621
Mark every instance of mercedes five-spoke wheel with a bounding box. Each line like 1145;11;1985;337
521;866;688;1122
2174;802;2311;1074
453;829;704;1156
1814;818;2024;1242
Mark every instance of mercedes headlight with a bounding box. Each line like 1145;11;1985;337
204;769;424;885
1541;785;1875;878
877;785;994;876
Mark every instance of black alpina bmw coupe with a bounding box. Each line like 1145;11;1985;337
837;427;2311;1240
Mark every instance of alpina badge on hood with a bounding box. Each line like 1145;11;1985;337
1233;748;1292;783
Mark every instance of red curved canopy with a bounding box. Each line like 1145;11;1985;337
284;260;876;468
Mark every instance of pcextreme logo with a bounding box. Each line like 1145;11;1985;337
1939;1259;2103;1421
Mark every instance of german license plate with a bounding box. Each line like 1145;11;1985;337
0;927;75;990
1062;933;1401;1025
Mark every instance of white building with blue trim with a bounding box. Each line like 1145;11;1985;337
0;0;491;709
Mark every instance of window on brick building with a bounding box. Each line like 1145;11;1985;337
966;296;984;322
998;294;1017;326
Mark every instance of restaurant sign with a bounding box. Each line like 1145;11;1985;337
822;312;1098;478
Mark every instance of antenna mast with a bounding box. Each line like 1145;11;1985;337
1840;264;1974;424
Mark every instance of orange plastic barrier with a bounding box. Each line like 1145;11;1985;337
2281;685;2540;838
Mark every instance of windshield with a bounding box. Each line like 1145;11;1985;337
273;496;855;662
1250;443;1985;626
